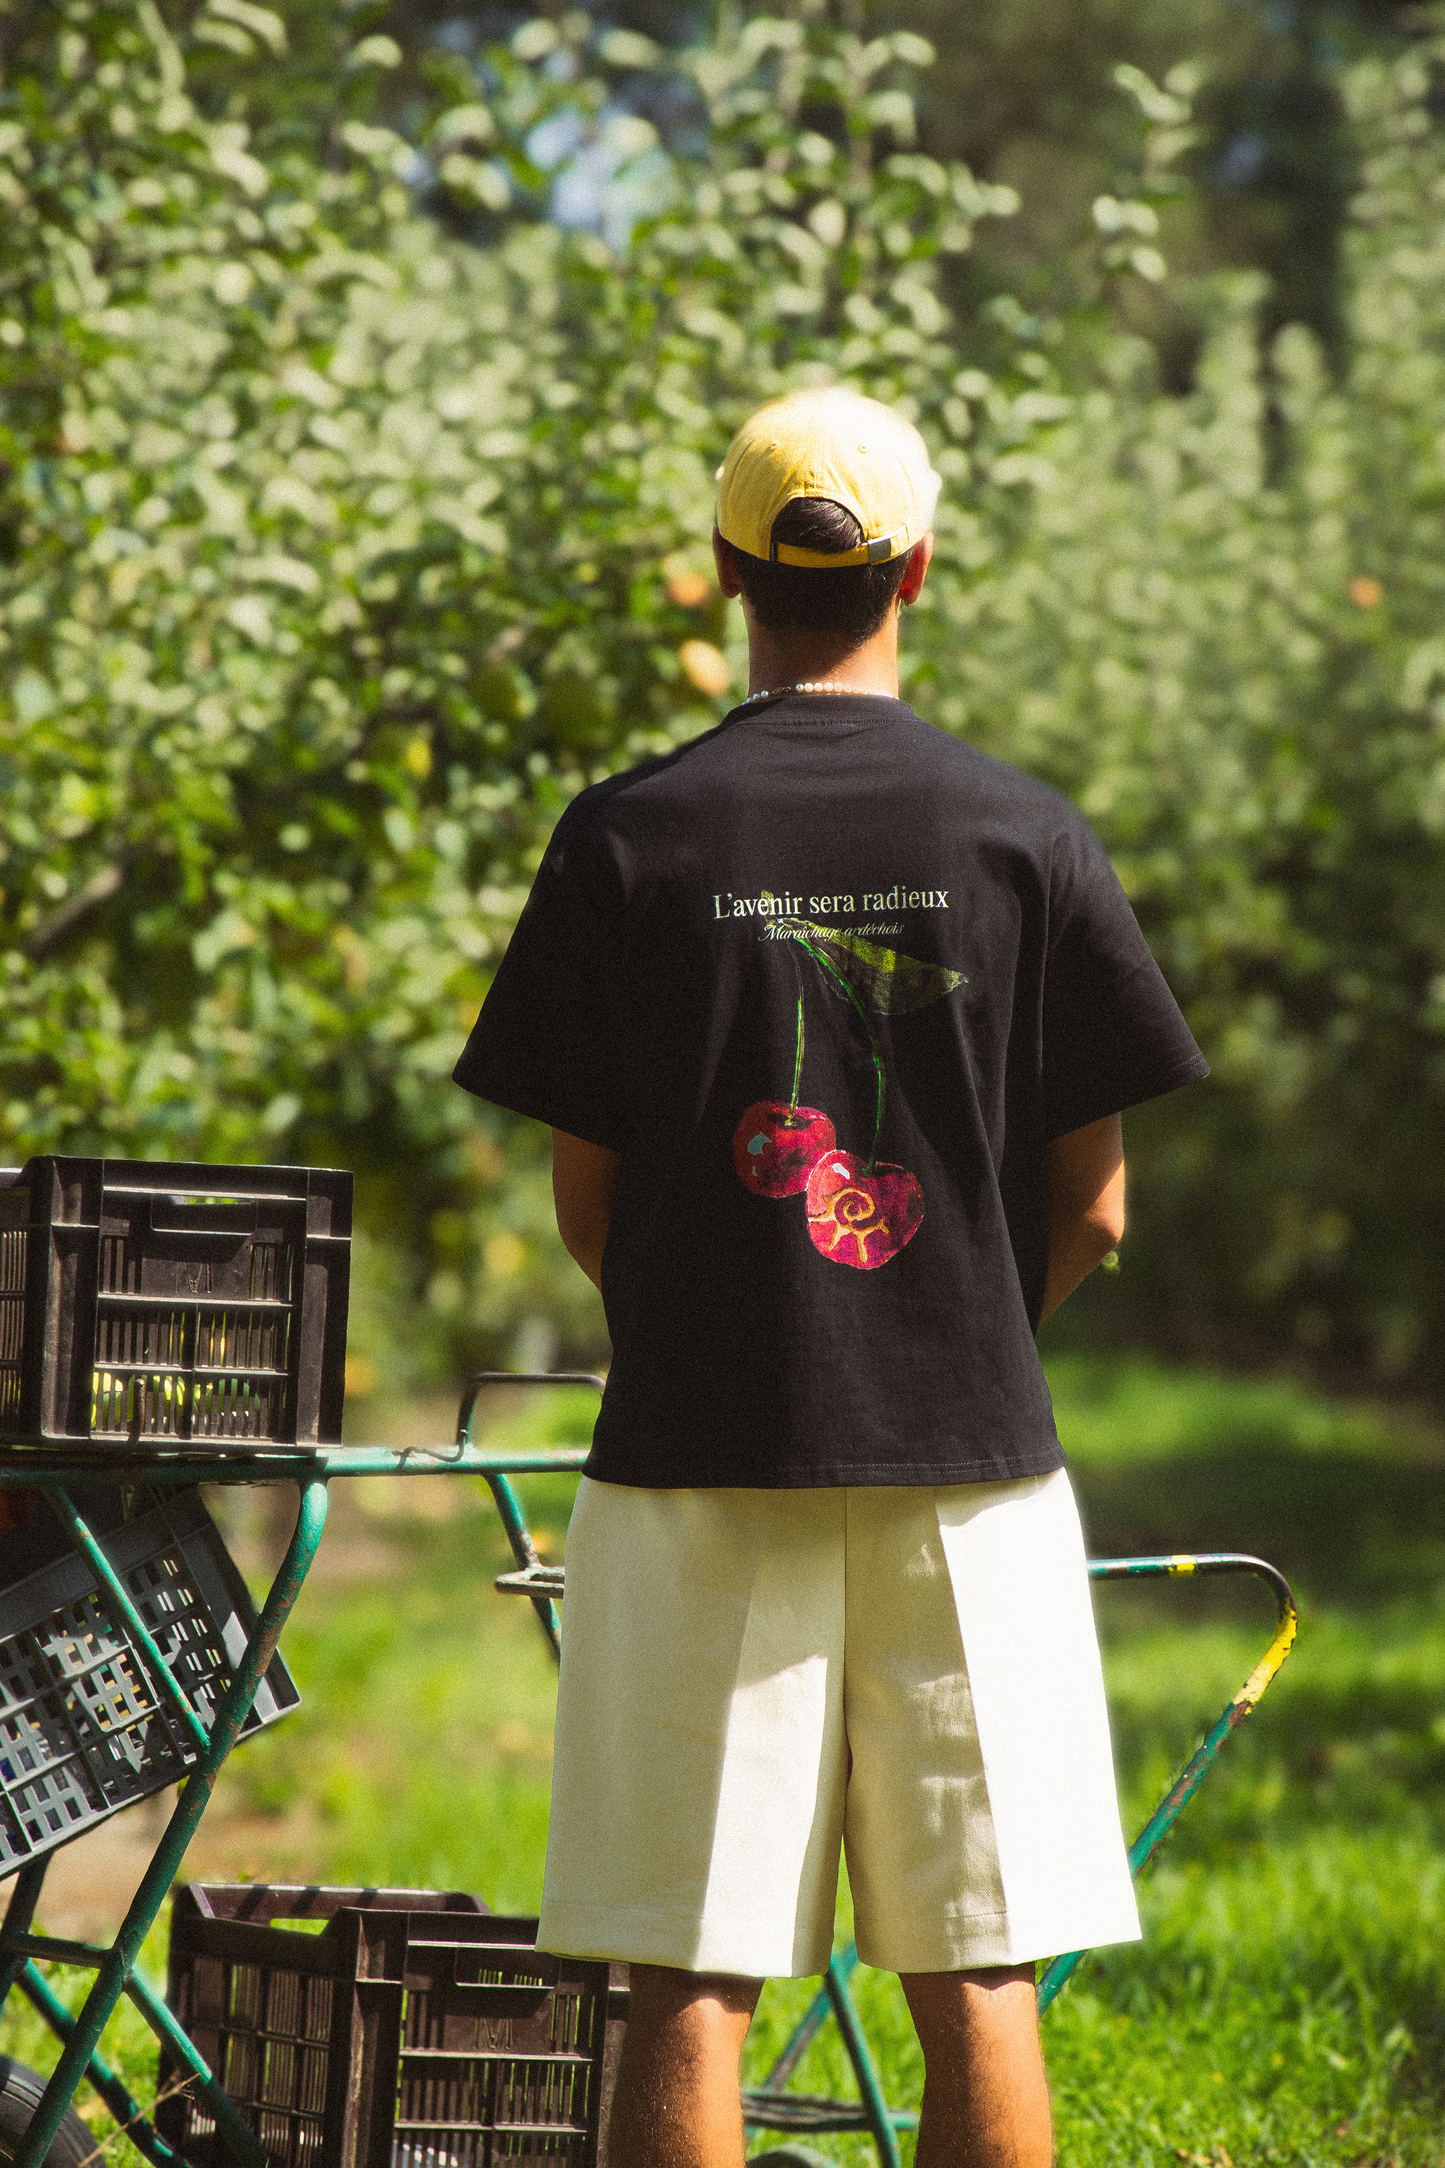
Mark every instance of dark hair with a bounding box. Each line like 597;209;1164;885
731;498;911;640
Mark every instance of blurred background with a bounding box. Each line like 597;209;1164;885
8;0;1445;1410
9;1;1445;2159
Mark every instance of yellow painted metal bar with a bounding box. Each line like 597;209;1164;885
1037;1552;1298;2012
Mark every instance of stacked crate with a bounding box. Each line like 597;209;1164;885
160;1886;627;2168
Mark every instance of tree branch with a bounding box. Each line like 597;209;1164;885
25;861;126;961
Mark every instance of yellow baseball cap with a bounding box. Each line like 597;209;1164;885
715;386;942;568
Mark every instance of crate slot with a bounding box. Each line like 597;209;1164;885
97;1295;294;1311
93;1362;290;1379
393;2053;589;2067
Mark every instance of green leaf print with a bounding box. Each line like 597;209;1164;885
777;921;966;1016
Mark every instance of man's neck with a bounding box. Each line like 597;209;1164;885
743;612;901;700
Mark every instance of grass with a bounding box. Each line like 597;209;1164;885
9;1357;1445;2164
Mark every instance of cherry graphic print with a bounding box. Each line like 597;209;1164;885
732;1101;836;1198
730;918;960;1255
805;1150;924;1270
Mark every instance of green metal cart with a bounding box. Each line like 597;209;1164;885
481;1373;1300;2168
1;1363;1296;2168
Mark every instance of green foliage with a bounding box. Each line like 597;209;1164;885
7;5;1445;1381
0;0;1025;1376
218;1499;564;1904
860;0;1415;362
952;41;1445;1378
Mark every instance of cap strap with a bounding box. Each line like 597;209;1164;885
770;522;911;570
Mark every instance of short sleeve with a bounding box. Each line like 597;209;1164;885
452;810;630;1150
1041;817;1208;1140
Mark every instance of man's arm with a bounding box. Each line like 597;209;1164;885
552;1128;622;1291
1040;1112;1125;1322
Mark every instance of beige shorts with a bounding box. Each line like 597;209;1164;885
538;1469;1140;1979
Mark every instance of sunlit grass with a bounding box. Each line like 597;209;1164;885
8;1356;1445;2163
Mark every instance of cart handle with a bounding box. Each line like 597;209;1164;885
1036;1548;1298;2009
454;1370;604;1659
746;1543;1299;2151
453;1370;605;1450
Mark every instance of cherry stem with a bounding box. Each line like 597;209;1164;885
789;985;805;1116
801;939;886;1170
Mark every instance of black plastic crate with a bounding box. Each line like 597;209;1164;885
0;1489;299;1875
160;1886;627;2168
0;1158;351;1450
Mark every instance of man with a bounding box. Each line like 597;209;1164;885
454;386;1207;2167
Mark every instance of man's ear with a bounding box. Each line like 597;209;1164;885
712;526;745;598
898;532;934;607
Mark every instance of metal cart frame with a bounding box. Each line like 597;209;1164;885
0;1371;598;2168
0;1371;1297;2168
481;1377;1300;2167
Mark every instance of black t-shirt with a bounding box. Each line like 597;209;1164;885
454;693;1207;1488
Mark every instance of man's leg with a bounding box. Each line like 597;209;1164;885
607;1963;763;2168
900;1965;1052;2168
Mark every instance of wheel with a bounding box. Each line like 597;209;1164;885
0;2059;94;2168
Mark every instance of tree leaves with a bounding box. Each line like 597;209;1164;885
7;5;1445;1379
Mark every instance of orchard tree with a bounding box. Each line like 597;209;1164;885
8;1;1445;1388
0;0;1024;1378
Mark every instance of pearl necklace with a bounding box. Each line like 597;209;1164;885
740;680;886;705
